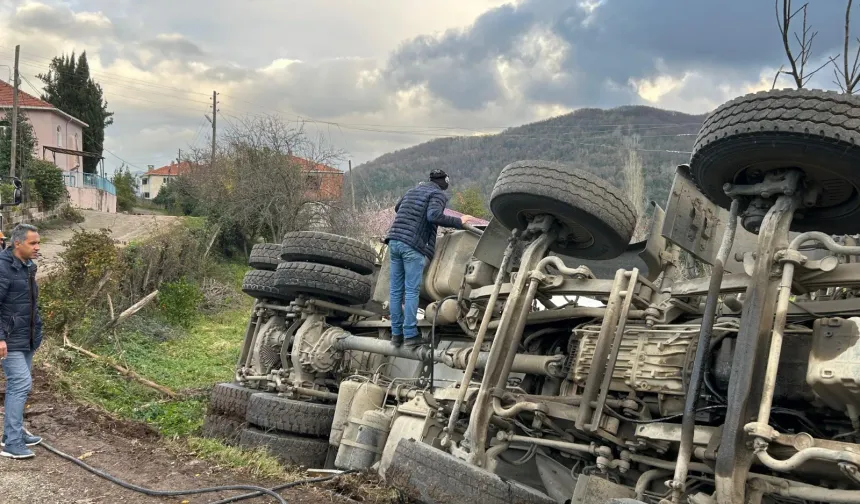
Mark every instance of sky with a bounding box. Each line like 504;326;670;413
0;0;857;176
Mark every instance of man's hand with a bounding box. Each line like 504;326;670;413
0;341;7;359
460;215;474;225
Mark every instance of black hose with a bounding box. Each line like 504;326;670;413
39;440;328;504
208;471;358;504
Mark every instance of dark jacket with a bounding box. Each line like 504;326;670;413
0;248;42;352
386;182;463;259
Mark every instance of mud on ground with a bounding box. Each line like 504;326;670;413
0;364;382;504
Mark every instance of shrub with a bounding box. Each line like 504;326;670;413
58;204;85;223
157;277;203;328
112;165;139;213
28;159;67;210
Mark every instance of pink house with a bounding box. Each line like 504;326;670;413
0;80;87;171
0;80;115;212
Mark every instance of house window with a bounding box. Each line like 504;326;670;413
141;177;148;185
56;126;62;147
143;192;150;199
305;174;322;190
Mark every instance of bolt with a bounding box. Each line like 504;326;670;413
761;192;770;198
825;331;834;338
722;183;732;192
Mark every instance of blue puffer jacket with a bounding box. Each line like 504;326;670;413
386;182;463;259
0;248;43;352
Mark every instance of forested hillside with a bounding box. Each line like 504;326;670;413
351;105;708;208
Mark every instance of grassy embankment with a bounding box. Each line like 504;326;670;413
37;219;294;479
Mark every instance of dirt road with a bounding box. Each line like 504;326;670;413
36;210;181;278
0;366;362;504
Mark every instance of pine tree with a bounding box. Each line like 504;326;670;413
37;52;113;174
451;186;489;219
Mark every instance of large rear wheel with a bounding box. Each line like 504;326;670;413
490;160;636;260
690;88;860;234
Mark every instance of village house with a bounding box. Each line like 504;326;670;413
141;155;344;201
140;161;192;199
0;80;116;212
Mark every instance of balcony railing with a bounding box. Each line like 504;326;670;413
62;172;116;196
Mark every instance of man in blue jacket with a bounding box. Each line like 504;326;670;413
386;170;472;348
0;224;43;459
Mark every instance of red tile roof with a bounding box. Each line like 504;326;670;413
0;80;54;108
144;161;194;176
0;80;88;127
288;155;342;173
144;156;341;177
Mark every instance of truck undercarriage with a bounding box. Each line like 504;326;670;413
204;88;860;503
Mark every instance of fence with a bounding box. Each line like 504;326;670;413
62;172;116;195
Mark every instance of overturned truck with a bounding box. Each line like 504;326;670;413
204;88;860;504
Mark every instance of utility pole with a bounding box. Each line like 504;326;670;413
210;91;217;164
9;45;20;179
348;160;355;211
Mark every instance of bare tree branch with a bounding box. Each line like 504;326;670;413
772;64;785;89
776;0;839;89
837;0;860;93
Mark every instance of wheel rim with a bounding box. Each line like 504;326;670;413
517;208;595;250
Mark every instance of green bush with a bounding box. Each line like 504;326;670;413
157;277;204;329
112;165;139;212
58;204;85;223
28;159;66;209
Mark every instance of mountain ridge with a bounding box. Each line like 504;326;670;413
351;104;709;210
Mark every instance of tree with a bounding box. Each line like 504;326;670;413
451;186;489;220
37;52;114;173
0;109;37;176
112;164;139;212
28;159;66;210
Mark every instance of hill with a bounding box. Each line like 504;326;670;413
351;105;708;210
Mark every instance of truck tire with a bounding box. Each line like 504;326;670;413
281;231;376;275
241;270;293;302
690;88;860;234
202;413;245;445
238;428;329;468
384;438;554;504
490;160;636;260
274;262;371;306
209;382;256;419
246;392;335;437
248;243;281;271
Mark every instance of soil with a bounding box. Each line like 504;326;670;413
36;209;182;279
0;365;365;504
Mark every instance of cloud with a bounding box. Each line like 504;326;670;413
144;34;206;61
0;0;858;176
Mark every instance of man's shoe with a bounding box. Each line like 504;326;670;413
403;337;425;351
391;334;404;347
0;443;35;459
1;431;42;447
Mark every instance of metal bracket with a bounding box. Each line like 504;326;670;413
662;165;727;266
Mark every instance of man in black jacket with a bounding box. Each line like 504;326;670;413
0;224;43;459
385;170;472;348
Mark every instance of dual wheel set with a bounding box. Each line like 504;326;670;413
203;231;379;466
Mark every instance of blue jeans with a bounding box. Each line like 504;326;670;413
2;351;34;448
389;240;426;339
